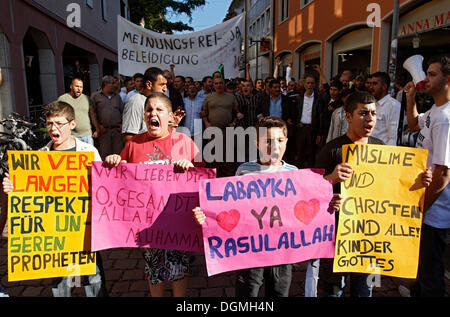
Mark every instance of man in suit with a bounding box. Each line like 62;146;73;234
256;79;296;164
293;75;324;168
256;79;293;122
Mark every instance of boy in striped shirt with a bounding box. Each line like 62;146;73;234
194;116;341;296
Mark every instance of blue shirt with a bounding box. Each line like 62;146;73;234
269;95;282;118
182;95;204;136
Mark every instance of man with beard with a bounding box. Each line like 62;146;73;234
58;78;100;145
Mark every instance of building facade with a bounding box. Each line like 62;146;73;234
226;0;275;81
273;0;450;82
247;0;274;81
0;0;130;119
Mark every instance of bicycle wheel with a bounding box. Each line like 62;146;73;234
0;138;28;176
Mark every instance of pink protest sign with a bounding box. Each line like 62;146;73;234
91;162;216;252
199;169;335;276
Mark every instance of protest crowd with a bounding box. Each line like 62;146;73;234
0;48;449;299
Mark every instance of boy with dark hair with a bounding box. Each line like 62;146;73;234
194;116;342;297
315;91;431;297
3;101;107;297
195;116;296;296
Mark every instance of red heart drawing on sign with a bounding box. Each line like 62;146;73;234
294;199;320;225
216;209;240;232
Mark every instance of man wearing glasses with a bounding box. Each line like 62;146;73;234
3;101;107;297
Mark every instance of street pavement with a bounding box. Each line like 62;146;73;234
1;228;449;297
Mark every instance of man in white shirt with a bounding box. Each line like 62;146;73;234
294;75;323;168
405;55;450;297
369;72;401;145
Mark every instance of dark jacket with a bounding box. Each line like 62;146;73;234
256;92;295;123
292;91;324;137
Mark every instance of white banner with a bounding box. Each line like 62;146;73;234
117;14;245;80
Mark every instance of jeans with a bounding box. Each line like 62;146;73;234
412;224;448;297
305;259;320;297
296;125;316;169
0;282;8;297
52;253;108;297
319;258;373;297
77;135;94;146
235;264;292;297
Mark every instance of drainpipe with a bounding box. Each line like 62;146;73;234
388;0;400;97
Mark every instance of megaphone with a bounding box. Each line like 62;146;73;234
403;55;426;93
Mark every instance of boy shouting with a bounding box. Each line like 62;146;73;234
2;101;107;297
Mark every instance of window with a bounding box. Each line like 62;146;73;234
256;18;261;39
86;0;93;8
301;0;314;9
279;0;289;23
261;13;265;35
120;0;126;18
120;0;130;19
101;0;107;21
260;17;265;38
265;9;270;34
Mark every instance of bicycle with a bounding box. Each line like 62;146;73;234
0;112;43;177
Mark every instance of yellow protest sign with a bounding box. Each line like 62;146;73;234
333;144;428;278
7;151;96;282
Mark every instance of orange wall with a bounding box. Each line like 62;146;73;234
274;0;413;73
